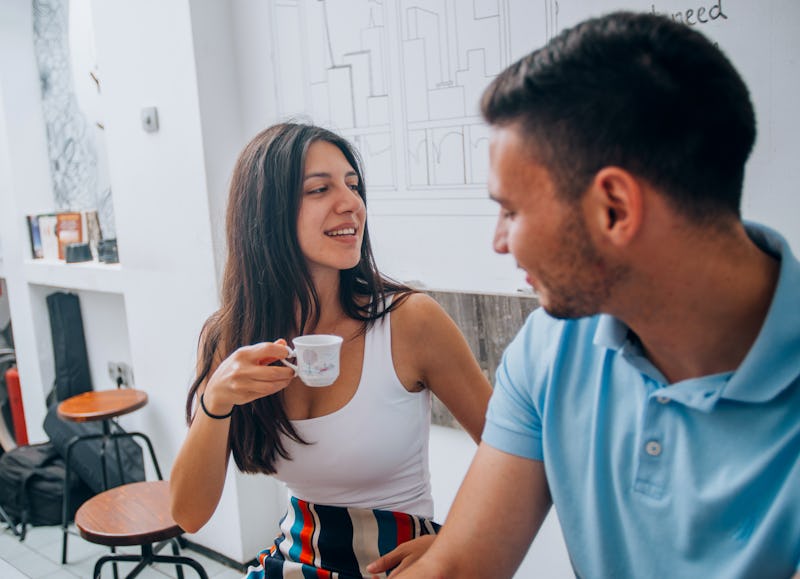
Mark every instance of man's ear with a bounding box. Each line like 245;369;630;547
585;167;643;247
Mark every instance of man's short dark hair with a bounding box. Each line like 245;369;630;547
481;11;756;222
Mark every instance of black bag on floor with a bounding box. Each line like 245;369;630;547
46;292;92;405
0;442;93;539
43;403;145;494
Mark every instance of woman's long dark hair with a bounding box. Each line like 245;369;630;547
185;123;412;474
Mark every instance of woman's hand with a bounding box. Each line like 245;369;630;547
201;340;296;416
366;535;436;577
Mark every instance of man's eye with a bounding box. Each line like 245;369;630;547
503;210;516;219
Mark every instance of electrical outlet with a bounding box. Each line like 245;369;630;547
107;361;134;387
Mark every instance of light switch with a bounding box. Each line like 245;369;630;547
141;107;159;133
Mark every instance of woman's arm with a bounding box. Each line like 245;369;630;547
391;293;493;443
169;340;295;532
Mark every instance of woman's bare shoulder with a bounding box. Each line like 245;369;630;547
391;291;445;324
391;291;460;345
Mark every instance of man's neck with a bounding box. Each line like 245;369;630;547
614;224;780;384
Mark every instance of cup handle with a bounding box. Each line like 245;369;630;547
279;347;297;373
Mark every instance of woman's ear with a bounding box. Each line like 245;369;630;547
585;167;643;247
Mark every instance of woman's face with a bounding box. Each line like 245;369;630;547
296;140;366;278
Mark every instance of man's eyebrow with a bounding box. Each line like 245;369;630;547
488;191;504;203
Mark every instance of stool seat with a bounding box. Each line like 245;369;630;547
58;389;148;423
76;480;180;547
75;480;208;578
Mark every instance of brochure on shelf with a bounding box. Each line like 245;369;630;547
37;215;59;261
55;212;82;260
25;210;104;262
26;215;43;259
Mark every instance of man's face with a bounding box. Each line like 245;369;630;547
488;124;619;319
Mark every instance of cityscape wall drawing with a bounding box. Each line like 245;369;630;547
269;0;557;197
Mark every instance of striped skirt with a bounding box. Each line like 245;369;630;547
244;496;440;578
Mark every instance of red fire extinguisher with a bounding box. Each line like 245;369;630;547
5;367;28;446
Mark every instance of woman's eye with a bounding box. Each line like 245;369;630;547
307;186;327;195
348;183;361;192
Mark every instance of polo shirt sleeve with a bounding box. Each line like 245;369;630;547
482;313;545;461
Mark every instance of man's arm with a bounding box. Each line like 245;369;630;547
387;442;552;578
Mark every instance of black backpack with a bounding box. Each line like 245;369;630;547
0;442;93;539
43;403;145;494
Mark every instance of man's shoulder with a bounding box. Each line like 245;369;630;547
507;309;604;364
516;308;603;343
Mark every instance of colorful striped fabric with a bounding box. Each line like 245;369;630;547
244;496;440;578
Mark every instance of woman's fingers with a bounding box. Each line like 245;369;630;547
241;339;292;365
205;340;296;406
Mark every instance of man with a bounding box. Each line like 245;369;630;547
368;11;800;579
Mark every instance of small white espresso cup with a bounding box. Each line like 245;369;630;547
280;334;343;387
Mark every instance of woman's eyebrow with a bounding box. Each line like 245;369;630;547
303;170;358;181
303;172;331;181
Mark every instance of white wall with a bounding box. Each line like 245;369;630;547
430;425;573;578
238;0;800;295
0;279;10;335
0;0;62;441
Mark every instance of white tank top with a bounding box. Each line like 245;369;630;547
272;306;434;518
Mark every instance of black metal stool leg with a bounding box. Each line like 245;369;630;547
126;431;163;479
62;435;78;564
93;543;208;579
111;545;119;579
93;553;140;579
150;554;209;578
62;432;107;564
0;504;22;540
99;422;110;490
169;538;186;579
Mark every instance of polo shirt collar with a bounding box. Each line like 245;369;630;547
593;222;800;404
723;223;800;402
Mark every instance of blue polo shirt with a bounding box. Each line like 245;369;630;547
483;223;800;578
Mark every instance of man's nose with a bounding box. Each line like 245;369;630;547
493;214;509;254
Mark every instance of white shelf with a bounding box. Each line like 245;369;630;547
22;259;124;294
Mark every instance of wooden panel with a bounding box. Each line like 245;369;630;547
424;290;539;429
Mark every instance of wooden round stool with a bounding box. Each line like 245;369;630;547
75;480;208;579
57;389;148;423
56;389;162;565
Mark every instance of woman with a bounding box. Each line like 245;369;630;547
170;123;492;578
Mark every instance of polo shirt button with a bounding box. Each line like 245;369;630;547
656;396;670;404
645;441;662;456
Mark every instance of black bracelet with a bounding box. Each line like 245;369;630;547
199;392;234;420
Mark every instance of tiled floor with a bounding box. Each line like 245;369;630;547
0;523;245;578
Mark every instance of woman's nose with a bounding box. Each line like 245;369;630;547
335;184;363;213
